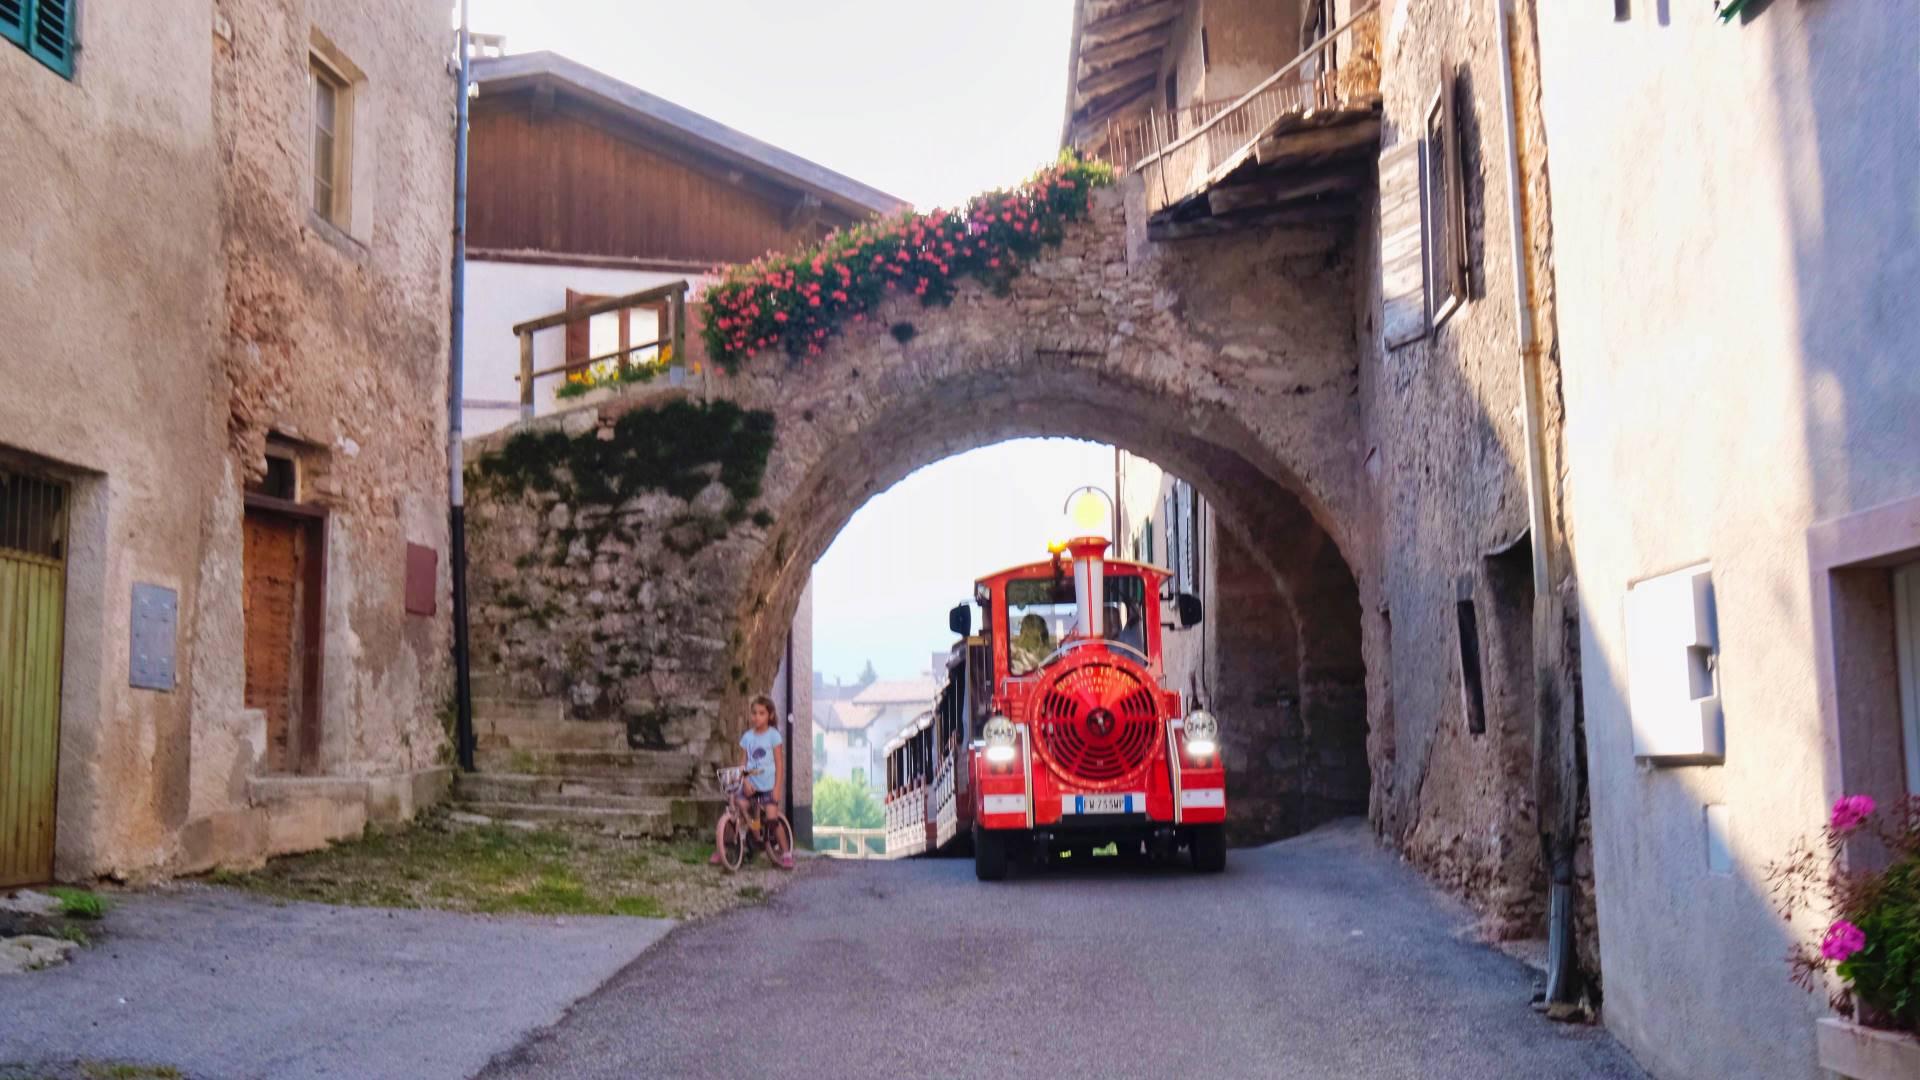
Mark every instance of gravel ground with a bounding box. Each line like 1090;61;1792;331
0;885;674;1080
479;821;1650;1080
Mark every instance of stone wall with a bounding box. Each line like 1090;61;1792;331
1352;0;1572;949
0;0;456;880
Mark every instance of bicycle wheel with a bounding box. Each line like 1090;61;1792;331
766;816;794;869
720;816;746;872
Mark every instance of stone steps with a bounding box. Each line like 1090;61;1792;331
471;696;562;724
473;747;704;781
456;801;676;836
455;685;720;835
473;717;629;752
455;771;687;804
455;796;726;835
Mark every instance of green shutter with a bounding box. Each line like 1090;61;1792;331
0;0;25;48
29;0;73;78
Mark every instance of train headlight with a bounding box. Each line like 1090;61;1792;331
1184;709;1219;759
983;715;1017;764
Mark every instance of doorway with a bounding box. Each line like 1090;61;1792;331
243;494;325;774
0;466;67;887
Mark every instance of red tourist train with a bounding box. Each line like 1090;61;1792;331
882;528;1226;879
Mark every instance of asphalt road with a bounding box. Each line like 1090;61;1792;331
0;885;673;1080
479;821;1648;1080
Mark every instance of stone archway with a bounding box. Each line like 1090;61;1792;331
463;183;1384;839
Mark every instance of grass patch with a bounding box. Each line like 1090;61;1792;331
48;887;107;920
205;810;796;921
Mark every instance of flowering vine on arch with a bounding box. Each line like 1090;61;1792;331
700;152;1115;372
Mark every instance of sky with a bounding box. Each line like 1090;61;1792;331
462;0;1077;210
462;3;1113;683
810;439;1118;684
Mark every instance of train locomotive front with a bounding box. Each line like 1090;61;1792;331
962;534;1227;880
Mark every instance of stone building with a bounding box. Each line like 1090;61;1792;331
0;0;455;885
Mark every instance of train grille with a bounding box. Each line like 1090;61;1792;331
1033;660;1161;784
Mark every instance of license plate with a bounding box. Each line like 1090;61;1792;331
1062;793;1143;815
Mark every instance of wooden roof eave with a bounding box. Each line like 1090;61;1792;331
472;52;909;220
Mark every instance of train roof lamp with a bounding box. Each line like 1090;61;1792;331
1060;486;1114;640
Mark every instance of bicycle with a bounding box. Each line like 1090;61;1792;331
714;766;794;872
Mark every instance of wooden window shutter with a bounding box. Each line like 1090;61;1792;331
1379;140;1427;350
0;0;26;48
26;0;75;77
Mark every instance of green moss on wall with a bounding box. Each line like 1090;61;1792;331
475;400;776;509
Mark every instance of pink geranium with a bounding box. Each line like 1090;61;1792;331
1821;920;1867;962
1831;794;1877;834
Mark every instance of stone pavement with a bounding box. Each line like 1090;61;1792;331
479;821;1650;1080
0;885;673;1080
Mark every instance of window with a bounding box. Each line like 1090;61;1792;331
2;0;76;79
1456;597;1487;735
310;56;350;227
1423;70;1469;328
1006;574;1148;676
1200;27;1211;71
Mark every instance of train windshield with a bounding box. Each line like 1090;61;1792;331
1006;574;1148;676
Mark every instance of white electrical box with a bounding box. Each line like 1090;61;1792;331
1625;564;1724;764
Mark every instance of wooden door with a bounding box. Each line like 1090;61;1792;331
0;469;66;887
244;510;302;773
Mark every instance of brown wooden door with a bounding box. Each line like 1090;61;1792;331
243;511;302;773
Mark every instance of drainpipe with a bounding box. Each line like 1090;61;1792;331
1492;0;1578;1007
448;0;476;772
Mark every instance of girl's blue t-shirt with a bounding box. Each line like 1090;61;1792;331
740;726;783;792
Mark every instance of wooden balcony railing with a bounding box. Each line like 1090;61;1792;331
1093;2;1380;215
510;280;689;419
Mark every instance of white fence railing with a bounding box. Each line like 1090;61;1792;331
813;826;887;859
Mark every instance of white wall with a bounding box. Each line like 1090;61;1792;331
1538;4;1919;1078
461;260;712;438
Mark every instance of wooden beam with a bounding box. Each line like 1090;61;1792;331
1076;54;1162;104
1076;78;1158;128
1081;0;1178;48
1253;119;1382;169
1147;198;1359;242
1206;165;1368;216
1077;26;1171;76
512;280;691;335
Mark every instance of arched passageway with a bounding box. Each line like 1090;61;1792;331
463;185;1383;841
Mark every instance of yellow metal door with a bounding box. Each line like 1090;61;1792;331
0;469;65;887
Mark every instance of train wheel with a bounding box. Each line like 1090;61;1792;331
973;826;1009;882
1190;824;1227;873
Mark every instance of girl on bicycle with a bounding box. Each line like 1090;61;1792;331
711;695;793;868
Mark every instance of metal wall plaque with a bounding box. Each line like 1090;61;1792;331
130;582;179;691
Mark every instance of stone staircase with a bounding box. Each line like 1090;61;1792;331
451;676;724;837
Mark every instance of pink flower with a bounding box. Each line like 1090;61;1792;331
1830;794;1877;834
1821;920;1867;962
773;311;788;323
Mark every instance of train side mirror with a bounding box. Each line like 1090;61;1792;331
948;603;971;637
1176;593;1203;629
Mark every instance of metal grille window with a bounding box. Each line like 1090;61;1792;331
1;0;75;79
0;468;67;562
